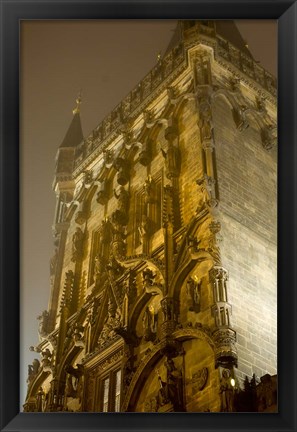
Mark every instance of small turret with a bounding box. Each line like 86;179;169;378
53;94;83;186
53;95;84;228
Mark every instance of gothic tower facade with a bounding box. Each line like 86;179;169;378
24;21;277;413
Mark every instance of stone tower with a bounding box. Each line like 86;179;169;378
24;21;277;413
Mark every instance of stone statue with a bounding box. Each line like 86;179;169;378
27;359;40;383
138;215;149;245
142;306;158;341
71;227;84;262
114;186;129;214
37;310;49;338
220;369;235;412
36;386;45;412
186;277;201;313
143;176;154;205
50;248;58;283
94;254;104;283
41;348;52;369
156;358;183;410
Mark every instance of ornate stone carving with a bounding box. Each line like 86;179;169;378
209;266;228;303
192;367;208;393
60;270;74;310
71;227;84;262
213;328;238;368
112;186;129;226
139;138;152;166
138;214;150;247
93;254;105;286
261;124;277;150
114;157;130;185
27;359;40;384
96;179;109;205
195;55;212;86
40;348;52;371
50;249;58;285
208;220;222;264
255;95;267;114
220;368;236;412
142;305;158;342
103;149;114;168
110;221;127;258
143;175;154;205
142;268;163;296
167;85;179;101
155;357;184;411
160;297;179;340
73;323;85;347
198;96;213;143
82;170;93;185
232;105;249;131
229;76;241;93
36;386;45;412
37;310;49;338
162;124;181;180
196;175;218;209
186;276;201;313
64;364;84;411
143;109;155;124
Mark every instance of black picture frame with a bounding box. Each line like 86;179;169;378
0;1;296;431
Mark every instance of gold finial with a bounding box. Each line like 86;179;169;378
72;90;82;115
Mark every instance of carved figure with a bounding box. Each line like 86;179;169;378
64;364;84;403
156;358;183;410
138;214;149;246
186;277;201;313
37;310;49;338
36;387;45;412
114;186;129;214
220;369;235;412
143;176;153;205
196;178;209;213
71;227;84;262
103;149;113;166
94;254;104;283
73;323;84;345
199;116;212;141
50;249;58;282
164;358;183;408
41;348;52;369
27;359;40;383
142;306;158;341
114;157;130;185
161;144;181;179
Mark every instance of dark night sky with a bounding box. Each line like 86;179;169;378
20;20;277;407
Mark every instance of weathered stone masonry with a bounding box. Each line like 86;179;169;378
24;21;277;413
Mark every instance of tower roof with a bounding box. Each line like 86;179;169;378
165;20;253;59
60;97;84;148
215;21;253;58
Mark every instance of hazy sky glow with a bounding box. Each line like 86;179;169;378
20;20;277;408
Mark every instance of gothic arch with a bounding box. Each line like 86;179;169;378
26;370;51;401
169;214;213;300
56;344;83;383
121;327;215;412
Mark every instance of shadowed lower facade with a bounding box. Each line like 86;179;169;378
23;20;277;413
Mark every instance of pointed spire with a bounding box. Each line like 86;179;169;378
60;93;84;148
166;21;254;59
